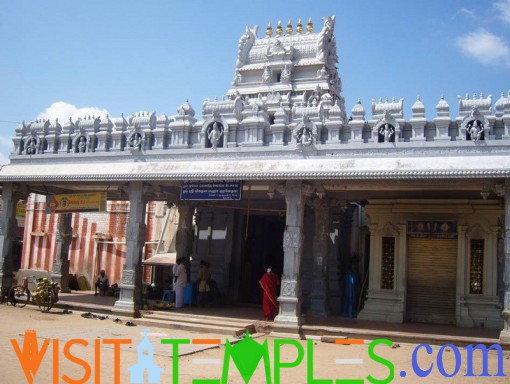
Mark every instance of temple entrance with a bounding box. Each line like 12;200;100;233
238;214;285;304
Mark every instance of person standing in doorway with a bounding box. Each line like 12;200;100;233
196;260;211;307
259;266;280;320
171;262;179;303
174;257;187;308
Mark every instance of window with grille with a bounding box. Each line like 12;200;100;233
381;237;395;289
469;239;484;294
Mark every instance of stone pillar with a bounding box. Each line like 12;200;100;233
175;202;195;261
309;197;330;315
51;213;73;292
114;182;147;317
499;185;510;345
273;180;305;334
0;183;23;290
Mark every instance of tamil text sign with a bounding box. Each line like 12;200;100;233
45;192;107;214
180;181;242;201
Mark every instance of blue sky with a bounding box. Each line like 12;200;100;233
1;0;509;164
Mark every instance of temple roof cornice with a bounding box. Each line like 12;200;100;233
2;153;510;182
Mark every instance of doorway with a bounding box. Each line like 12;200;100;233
239;214;285;304
406;237;457;324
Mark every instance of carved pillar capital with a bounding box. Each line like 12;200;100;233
267;182;285;199
310;195;329;210
176;200;196;213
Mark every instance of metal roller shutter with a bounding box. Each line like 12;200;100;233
406;237;457;324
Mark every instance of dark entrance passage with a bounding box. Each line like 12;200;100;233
239;215;285;304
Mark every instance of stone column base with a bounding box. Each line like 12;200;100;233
113;283;140;318
499;309;510;347
499;331;510;348
271;296;303;339
270;322;303;339
271;313;303;339
357;291;404;323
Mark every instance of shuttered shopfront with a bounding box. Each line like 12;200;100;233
406;222;458;324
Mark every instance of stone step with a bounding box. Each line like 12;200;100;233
132;317;252;336
141;310;257;336
144;311;255;326
55;300;114;315
300;324;500;348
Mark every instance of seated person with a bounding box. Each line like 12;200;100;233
94;270;109;296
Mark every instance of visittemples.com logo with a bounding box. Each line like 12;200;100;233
10;329;506;383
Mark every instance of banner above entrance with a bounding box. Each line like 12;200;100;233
180;181;242;201
407;220;457;239
45;192;107;214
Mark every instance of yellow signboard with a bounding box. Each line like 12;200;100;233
45;192;107;214
16;202;26;217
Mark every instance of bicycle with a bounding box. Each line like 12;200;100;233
9;276;60;312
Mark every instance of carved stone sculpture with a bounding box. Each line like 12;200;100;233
467;120;484;141
77;136;87;153
262;65;272;84
128;132;144;151
207;122;223;149
379;123;395;143
281;65;291;84
25;137;38;155
236;25;258;68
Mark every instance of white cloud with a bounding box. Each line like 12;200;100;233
455;8;477;20
456;28;510;66
494;0;510;25
36;101;109;123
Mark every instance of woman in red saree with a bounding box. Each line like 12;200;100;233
259;267;280;320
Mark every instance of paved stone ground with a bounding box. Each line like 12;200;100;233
1;304;510;383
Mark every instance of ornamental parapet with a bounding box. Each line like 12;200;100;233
371;97;404;123
10;91;510;158
202;97;243;121
129;111;156;130
458;93;492;118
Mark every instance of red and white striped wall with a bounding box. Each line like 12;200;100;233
19;194;167;288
